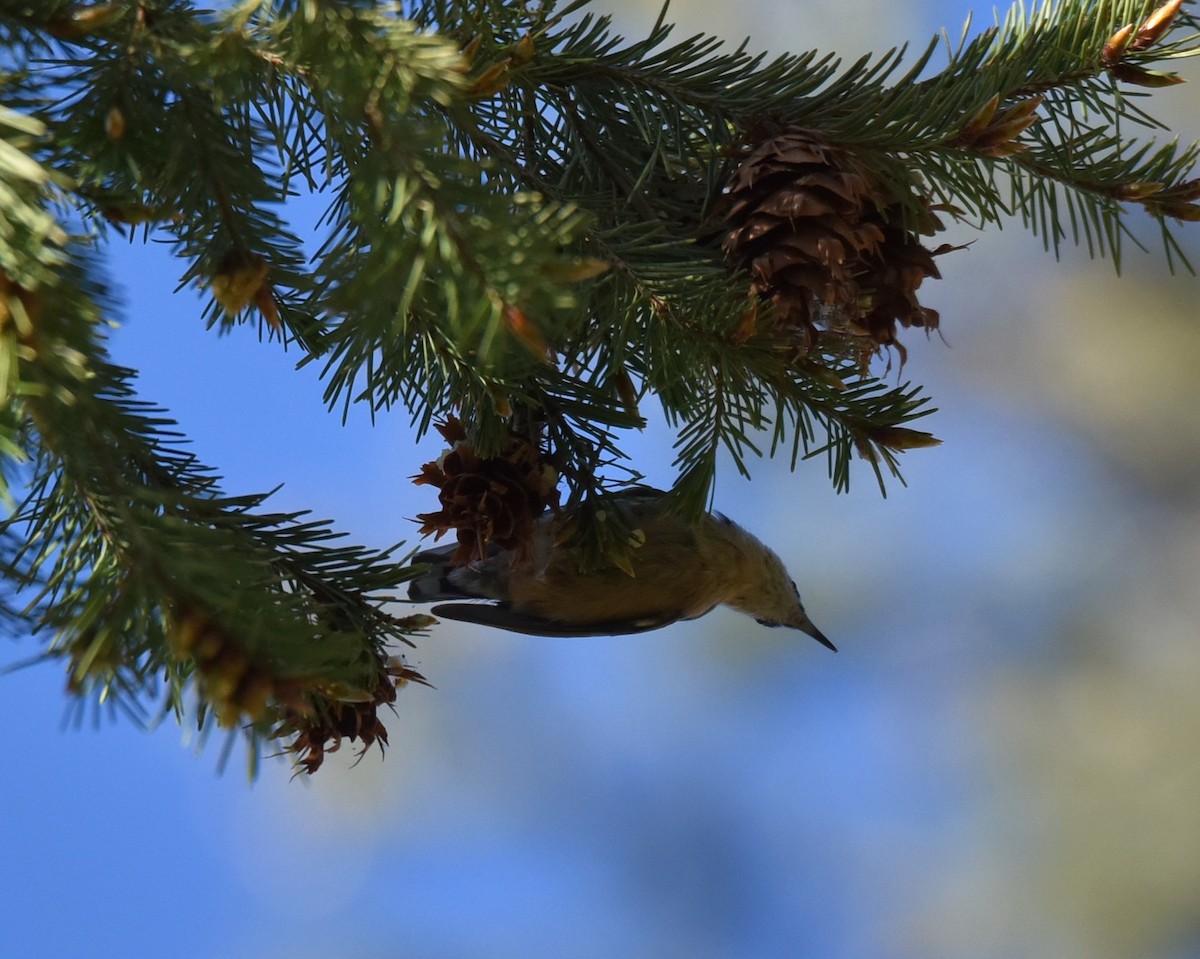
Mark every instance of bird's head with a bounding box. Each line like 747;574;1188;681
719;519;836;651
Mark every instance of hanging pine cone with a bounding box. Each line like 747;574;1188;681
412;416;559;565
168;607;288;727
719;127;952;361
274;655;431;775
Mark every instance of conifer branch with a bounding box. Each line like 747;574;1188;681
1;0;1197;770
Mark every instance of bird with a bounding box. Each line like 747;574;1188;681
407;488;834;649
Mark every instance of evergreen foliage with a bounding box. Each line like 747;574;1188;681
0;0;1197;771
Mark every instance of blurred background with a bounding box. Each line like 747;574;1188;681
4;2;1200;957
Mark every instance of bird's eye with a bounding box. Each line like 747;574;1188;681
755;618;782;628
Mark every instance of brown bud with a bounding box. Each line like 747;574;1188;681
171;609;208;656
998;95;1044;126
47;4;122;39
232;670;275;722
1114;181;1165;199
503;303;552;359
958;94;1001;141
251;281;281;332
459;34;483;67
1102;23;1136;67
608;545;637;579
733;297;758;342
1109;62;1186;87
612;367;640;413
488;384;514;418
871;426;942;451
104;105;125;141
467;60;511;98
972;115;1039;153
213;700;244;729
541;257;610;283
210;250;269;317
852;431;879;464
967;96;1043;155
1171;178;1200;201
388;655;433;689
1131;0;1186;52
99;201;176;225
0;271;41;336
974;139;1029;159
1157;201;1200;221
510;33;536;66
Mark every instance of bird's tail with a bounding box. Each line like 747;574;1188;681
407;546;468;602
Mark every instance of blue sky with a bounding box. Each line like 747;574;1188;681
5;3;1200;958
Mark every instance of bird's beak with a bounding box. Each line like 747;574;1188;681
797;615;837;652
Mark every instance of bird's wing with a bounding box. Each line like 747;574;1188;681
430;602;684;637
411;542;504;565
